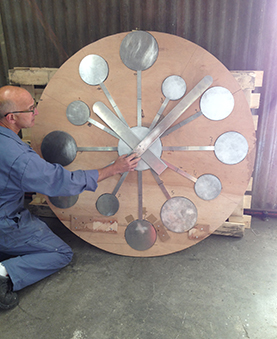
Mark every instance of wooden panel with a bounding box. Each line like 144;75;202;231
27;33;256;255
8;67;57;86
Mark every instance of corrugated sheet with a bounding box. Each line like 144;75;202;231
0;0;276;210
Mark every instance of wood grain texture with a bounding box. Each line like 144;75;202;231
31;32;256;257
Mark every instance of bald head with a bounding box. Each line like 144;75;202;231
0;86;30;119
0;86;38;133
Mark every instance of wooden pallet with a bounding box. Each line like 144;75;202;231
8;67;263;237
213;70;263;237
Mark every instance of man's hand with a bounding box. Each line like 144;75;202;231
97;153;140;182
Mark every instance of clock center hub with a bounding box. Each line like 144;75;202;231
117;126;162;171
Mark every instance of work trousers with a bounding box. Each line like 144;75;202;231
0;210;73;291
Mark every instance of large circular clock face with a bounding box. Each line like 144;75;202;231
32;31;256;257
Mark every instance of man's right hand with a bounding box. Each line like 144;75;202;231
97;153;140;182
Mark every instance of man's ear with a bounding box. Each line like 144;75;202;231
5;113;17;124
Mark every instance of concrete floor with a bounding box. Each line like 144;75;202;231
0;216;276;339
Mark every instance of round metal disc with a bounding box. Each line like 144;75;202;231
194;174;222;200
66;100;90;126
160;196;197;233
48;195;79;209
120;31;159;71
96;193;119;216
118;126;162;171
162;75;187;100
41;131;77;166
79;54;109;85
214;131;249;165
125;219;157;251
200;86;234;120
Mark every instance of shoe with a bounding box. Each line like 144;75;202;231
0;275;19;310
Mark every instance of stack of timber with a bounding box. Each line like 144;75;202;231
8;67;263;237
213;70;263;237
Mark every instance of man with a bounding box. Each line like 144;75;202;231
0;85;140;310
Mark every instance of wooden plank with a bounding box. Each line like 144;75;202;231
250;93;261;109
231;71;255;90
227;215;252;229
231;70;264;89
215;71;263;237
8;67;57;86
213;222;245;238
253;71;264;87
246;177;253;192
252;115;259;130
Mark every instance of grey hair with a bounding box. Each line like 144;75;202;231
0;99;16;119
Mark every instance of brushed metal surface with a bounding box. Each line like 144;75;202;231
149;75;187;130
194;174;222;201
66;100;90;126
162;75;187;101
96;172;128;216
214;131;249;165
41;130;77;166
160;196;198;233
118;126;162;171
48;195;79;209
125;219;157;251
200;86;234;121
93;101;167;174
119;30;159;71
79;54;108;85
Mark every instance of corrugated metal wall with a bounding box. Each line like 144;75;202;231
0;0;276;210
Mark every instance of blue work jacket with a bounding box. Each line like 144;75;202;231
0;126;99;221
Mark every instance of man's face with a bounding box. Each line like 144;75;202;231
13;91;39;129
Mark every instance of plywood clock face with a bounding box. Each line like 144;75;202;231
32;31;256;257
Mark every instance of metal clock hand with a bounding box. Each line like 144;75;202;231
132;75;213;156
93;102;167;174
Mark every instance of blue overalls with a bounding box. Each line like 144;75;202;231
0;126;99;291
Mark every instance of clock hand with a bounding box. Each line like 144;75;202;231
132;75;213;157
161;111;202;138
87;117;120;139
161;86;234;138
93;102;167;175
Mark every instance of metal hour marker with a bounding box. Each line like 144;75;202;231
125;219;157;251
79;55;128;125
163;160;222;201
96;172;128;216
120;31;159;127
66;100;119;139
41;131;117;167
41;131;77;166
160;196;198;233
214;131;248;165
48;195;79;209
200;86;234;121
149;75;187;130
162;131;249;166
